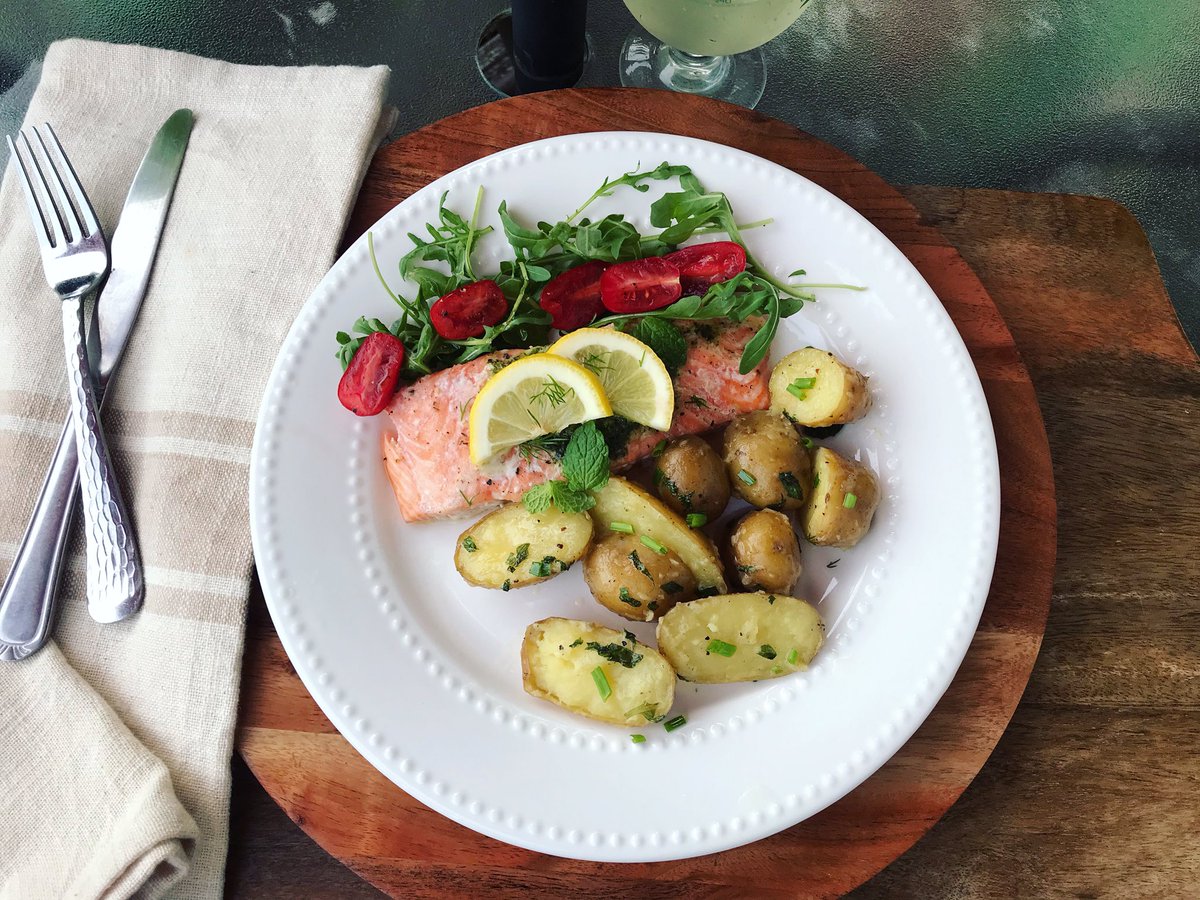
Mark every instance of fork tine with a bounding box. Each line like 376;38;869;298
40;124;100;241
16;130;66;250
31;125;82;243
7;133;58;250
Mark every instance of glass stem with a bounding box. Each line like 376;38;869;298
660;46;732;93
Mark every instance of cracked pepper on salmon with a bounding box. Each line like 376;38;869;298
383;319;770;522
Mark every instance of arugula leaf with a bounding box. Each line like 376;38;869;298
631;318;688;374
560;421;610;492
566;161;693;223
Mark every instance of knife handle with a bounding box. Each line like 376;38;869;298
61;299;145;624
0;422;78;659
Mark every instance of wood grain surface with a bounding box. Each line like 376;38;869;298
225;88;1198;897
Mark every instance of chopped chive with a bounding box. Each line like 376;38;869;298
791;377;816;390
625;701;659;720
686;513;708;528
652;439;667;457
592;666;612;701
843;492;858;509
663;715;687;732
569;637;583;647
801;436;814;449
631;734;646;744
640;534;669;555
697;585;720;598
461;536;477;552
662;581;683;594
771;664;784;675
501;580;511;592
530;556;557;578
758;644;778;660
618;587;642;608
785;383;808;401
813;473;820;488
737;469;756;486
708;639;737;657
609;521;635;534
787;648;800;665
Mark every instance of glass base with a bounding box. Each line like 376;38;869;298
619;29;766;109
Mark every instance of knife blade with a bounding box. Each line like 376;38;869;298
0;109;194;658
95;108;193;389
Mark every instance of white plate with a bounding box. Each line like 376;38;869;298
249;133;999;862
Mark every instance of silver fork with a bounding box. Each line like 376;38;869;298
7;124;144;627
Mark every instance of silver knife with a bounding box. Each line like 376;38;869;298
0;109;193;659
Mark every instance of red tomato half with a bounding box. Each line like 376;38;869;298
430;279;507;340
664;241;747;295
337;331;406;416
599;257;682;314
539;260;608;330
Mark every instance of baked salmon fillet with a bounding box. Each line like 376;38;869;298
383;319;770;522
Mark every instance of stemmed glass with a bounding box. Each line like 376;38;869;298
619;0;813;109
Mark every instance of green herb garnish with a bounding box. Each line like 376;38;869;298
506;543;530;572
522;421;609;513
737;469;756;486
618;587;642;608
609;521;635;534
640;535;669;555
586;641;643;668
843;492;858;509
569;638;583;647
708;639;737;657
662;581;684;594
663;715;687;732
652;439;667;457
787;648;800;665
758;644;778;660
685;513;708;528
779;471;803;500
592;666;612;701
631;734;646;744
461;536;477;553
628;550;654;581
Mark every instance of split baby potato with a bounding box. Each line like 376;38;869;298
590;476;727;593
455;502;593;590
770;347;871;427
656;592;825;684
521;618;675;726
803;447;881;549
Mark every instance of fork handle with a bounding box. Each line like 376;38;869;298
0;422;78;659
61;298;144;623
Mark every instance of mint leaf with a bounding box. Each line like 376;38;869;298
551;481;596;514
523;482;555;513
560;422;610;493
632;318;688;374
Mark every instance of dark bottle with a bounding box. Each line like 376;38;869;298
511;0;588;93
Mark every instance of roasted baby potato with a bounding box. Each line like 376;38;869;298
656;592;824;684
583;533;698;622
722;410;812;510
802;447;881;548
653;436;730;520
521;618;676;726
591;476;727;593
729;509;802;593
770;347;871;427
455;502;593;590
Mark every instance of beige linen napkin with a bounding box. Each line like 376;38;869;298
0;40;390;898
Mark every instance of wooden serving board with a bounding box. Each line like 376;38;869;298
235;89;1057;897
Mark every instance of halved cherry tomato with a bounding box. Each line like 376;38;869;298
430;279;507;340
539;260;608;330
337;331;406;416
599;257;682;314
664;241;747;295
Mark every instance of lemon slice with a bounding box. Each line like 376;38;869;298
469;354;612;465
549;328;675;431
